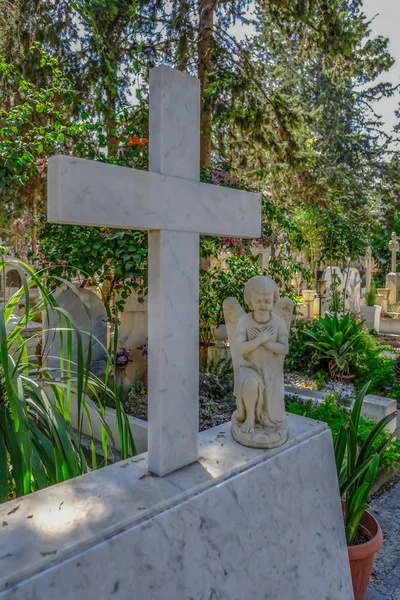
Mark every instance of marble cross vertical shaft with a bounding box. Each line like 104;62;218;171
389;232;399;274
47;65;261;476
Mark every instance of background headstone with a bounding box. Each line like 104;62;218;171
44;287;108;377
320;266;344;315
344;267;361;313
118;291;148;385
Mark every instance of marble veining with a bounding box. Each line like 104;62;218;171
148;229;200;475
47;64;261;478
0;417;353;600
47;155;261;238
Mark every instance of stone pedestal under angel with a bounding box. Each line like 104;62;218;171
223;276;294;449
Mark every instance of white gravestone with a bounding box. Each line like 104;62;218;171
344;267;361;313
321;266;361;314
48;65;261;476
44;287;107;377
320;266;344;315
0;65;353;600
118;291;148;383
250;241;271;269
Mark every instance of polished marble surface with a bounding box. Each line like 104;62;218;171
0;415;353;599
47;155;260;238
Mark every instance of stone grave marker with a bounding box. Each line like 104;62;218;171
250;240;271;268
118;290;148;383
44;287;107;378
320;266;344;315
0;64;353;600
48;65;261;476
344;266;361;313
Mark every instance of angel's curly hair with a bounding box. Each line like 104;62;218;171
244;276;279;309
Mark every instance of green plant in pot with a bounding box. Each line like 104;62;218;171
304;313;363;379
365;281;377;307
360;281;382;332
334;382;397;600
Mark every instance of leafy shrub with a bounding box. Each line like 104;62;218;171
285;319;321;375
199;358;233;399
334;384;397;544
0;258;135;502
304;313;364;377
286;394;400;472
351;330;400;399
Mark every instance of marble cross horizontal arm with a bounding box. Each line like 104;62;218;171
48;155;261;238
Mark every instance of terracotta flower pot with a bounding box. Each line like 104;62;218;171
347;509;383;600
340;374;356;383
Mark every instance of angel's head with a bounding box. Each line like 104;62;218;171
244;276;279;317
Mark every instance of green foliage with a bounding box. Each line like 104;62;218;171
352;331;400;400
334;383;397;545
200;253;263;344
0;257;135;502
0;46;72;190
288;321;400;401
304;313;364;376
285;319;321;375
286;391;400;482
289;386;400;545
199;358;233;400
35;219;147;313
126;373;147;405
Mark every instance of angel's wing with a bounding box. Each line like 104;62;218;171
273;297;295;334
223;297;245;399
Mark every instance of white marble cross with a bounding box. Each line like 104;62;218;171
48;65;261;476
389;232;399;274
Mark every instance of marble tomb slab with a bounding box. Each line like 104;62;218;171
0;415;353;600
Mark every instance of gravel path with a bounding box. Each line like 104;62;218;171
369;479;400;599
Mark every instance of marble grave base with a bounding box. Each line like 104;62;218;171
0;415;353;600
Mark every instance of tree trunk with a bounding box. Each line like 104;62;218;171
106;84;119;158
198;0;216;168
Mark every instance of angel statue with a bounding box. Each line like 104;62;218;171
223;276;294;449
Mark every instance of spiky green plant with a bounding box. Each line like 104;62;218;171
365;281;377;307
334;382;397;545
0;257;135;502
304;312;364;377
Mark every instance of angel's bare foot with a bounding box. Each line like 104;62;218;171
241;419;255;434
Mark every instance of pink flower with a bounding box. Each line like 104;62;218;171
36;158;46;177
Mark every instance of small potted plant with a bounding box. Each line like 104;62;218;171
335;382;397;600
360;282;382;332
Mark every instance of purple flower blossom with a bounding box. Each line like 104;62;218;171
116;348;131;366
